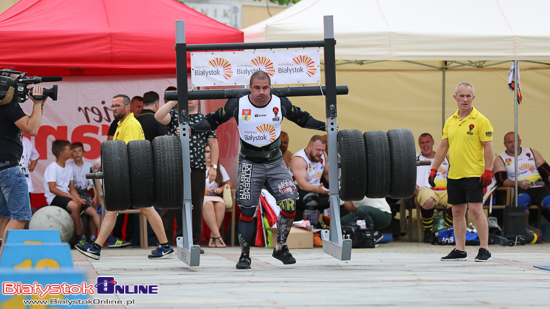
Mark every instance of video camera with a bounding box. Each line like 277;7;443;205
0;68;61;105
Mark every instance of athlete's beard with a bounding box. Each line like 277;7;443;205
307;150;321;163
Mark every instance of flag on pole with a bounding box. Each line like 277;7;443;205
508;62;523;104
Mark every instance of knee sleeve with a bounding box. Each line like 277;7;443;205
302;192;319;211
239;207;255;222
237;206;256;254
542;195;550;211
518;193;532;211
277;199;296;217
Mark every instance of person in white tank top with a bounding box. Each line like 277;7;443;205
493;132;550;224
415;133;453;244
289;135;329;225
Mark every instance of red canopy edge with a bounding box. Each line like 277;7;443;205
0;0;243;76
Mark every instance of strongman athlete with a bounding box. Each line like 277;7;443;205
191;71;326;269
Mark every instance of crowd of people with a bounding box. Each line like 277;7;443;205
2;71;549;267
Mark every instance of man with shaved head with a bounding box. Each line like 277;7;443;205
494;132;550;224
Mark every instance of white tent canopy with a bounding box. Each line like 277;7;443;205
243;0;550;160
245;0;550;61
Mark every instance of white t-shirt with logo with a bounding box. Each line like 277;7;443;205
43;162;74;205
416;153;450;191
238;95;282;147
499;147;542;183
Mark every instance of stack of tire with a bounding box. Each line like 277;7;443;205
101;129;416;210
338;129;416;201
101;136;182;211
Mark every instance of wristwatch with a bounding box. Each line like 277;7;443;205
211;164;218;170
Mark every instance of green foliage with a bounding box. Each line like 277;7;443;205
253;0;300;5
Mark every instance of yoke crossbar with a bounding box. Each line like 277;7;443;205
165;86;349;101
173;15;350;265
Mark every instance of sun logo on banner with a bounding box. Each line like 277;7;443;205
256;124;277;142
208;57;233;80
251;57;275;76
292;55;317;77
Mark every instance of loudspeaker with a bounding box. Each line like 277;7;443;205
504;205;526;239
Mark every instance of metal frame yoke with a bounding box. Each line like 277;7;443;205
172;15;351;265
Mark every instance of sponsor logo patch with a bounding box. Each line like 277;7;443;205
272;107;280;121
242;109;251;121
277;179;297;195
467;124;475;135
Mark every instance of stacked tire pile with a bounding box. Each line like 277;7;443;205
338;129;416;201
101;136;183;211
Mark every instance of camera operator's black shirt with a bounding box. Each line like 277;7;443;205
0;97;26;162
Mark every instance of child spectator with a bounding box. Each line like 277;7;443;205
67;142;100;243
19;136;40;196
43;140;93;245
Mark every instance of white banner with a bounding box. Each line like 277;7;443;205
21;75;177;194
190;49;321;87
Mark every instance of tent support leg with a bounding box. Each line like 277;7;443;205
442;61;446;132
175;20;200;267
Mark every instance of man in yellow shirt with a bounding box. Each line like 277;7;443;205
430;82;494;262
76;94;174;260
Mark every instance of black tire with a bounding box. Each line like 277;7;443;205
387;129;417;199
153;136;183;209
101;140;131;211
363;130;391;198
338;129;367;201
128;140;155;208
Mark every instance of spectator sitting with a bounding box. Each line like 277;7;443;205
289;135;329;225
494;132;550;224
67;142;100;244
280;131;293;168
203;145;232;247
341;197;392;240
416;133;453;243
43;140;93;245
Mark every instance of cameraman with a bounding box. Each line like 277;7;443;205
0;70;46;254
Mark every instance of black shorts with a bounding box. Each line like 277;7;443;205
51;196;90;214
521;186;550;206
447;177;483;205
